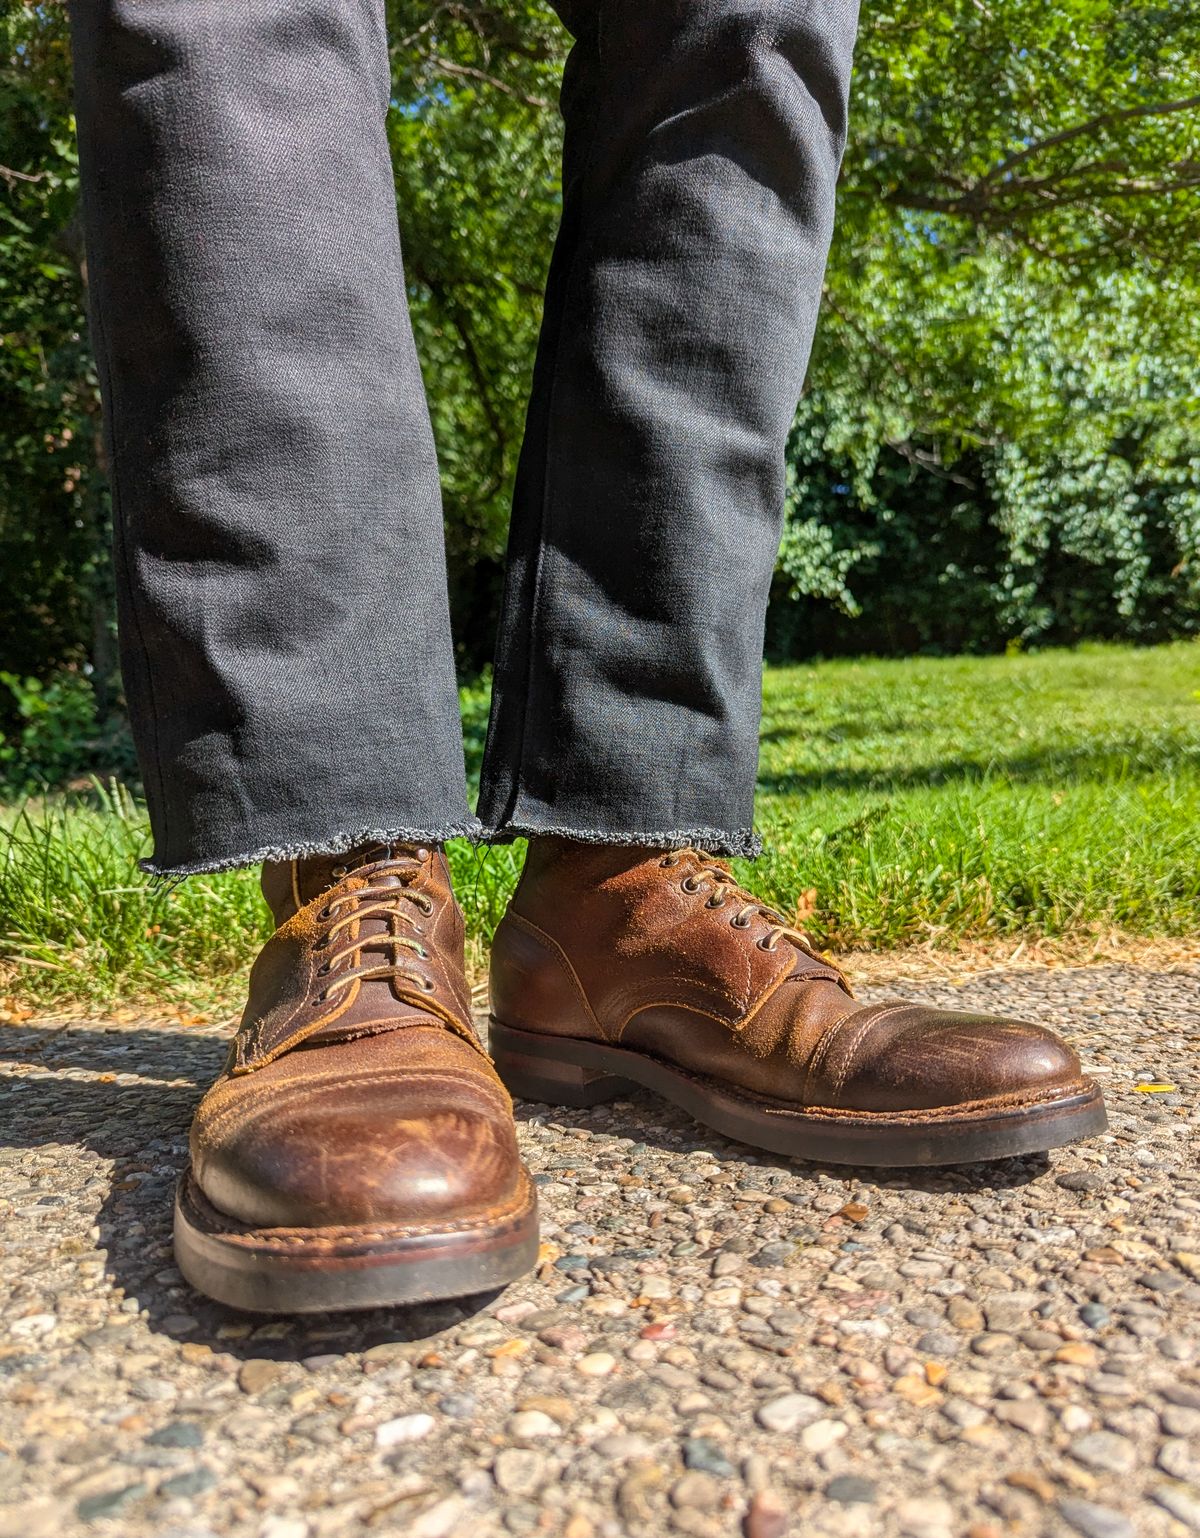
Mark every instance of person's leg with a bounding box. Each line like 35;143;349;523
478;0;858;853
68;0;535;1309
70;0;476;875
484;2;1107;1164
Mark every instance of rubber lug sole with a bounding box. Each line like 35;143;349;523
489;1018;1107;1167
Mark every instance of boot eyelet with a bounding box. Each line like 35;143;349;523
421;978;436;993
680;875;701;894
756;937;777;951
331;864;348;879
660;855;679;868
316;961;331;976
731;914;751;929
706;895;725;909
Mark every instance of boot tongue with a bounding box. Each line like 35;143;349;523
261;843;429;926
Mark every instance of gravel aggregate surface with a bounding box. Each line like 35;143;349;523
1;962;1197;1538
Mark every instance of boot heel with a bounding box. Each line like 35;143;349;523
489;1020;634;1108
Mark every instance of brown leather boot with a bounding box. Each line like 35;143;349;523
488;841;1106;1166
174;844;537;1312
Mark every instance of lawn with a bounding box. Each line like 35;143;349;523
1;640;1197;1013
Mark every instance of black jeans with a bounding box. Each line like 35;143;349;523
68;0;859;875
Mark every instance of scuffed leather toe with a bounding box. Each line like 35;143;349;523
192;1031;522;1230
810;1004;1086;1113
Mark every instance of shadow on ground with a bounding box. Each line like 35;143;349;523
1;1016;1049;1359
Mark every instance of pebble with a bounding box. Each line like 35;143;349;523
743;1490;788;1538
671;1472;720;1510
258;1520;309;1538
682;1438;735;1477
4;965;1198;1538
159;1467;215;1498
595;1434;653;1460
508;1410;561;1440
1058;1500;1136;1538
800;1419;847;1454
374;1413;435;1448
577;1352;617;1377
970;1333;1014;1357
756;1394;824;1433
915;1331;960;1359
1158;1439;1200;1481
1162;1405;1200;1436
1069;1430;1138;1474
992;1400;1048;1436
1152;1484;1200;1532
237;1360;285;1396
895;1496;955;1537
982;1296;1036;1333
76;1483;146;1521
493;1449;550;1496
146;1422;202;1448
407;1498;468;1538
947;1297;984;1331
826;1475;876;1505
1057;1171;1108;1192
10;1314;56;1338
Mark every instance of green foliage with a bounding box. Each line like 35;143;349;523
386;2;566;662
2;646;1196;1010
2;0;1199;702
0;6;113;708
748;640;1200;945
789;0;1200;648
0;779;268;1011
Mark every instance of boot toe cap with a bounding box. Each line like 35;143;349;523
826;1006;1087;1113
193;1057;522;1230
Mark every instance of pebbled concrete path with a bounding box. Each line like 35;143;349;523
0;963;1197;1538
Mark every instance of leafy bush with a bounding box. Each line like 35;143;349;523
2;0;1198;715
0;669;136;792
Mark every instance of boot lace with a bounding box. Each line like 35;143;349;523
659;847;830;965
310;846;437;1005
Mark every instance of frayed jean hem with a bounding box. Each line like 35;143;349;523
140;817;486;878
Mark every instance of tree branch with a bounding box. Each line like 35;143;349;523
427;56;553;110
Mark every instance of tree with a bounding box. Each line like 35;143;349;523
782;0;1200;646
2;0;1197;753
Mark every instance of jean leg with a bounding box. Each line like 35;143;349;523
479;0;859;856
68;0;475;874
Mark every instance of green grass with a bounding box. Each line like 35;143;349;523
2;641;1197;1012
